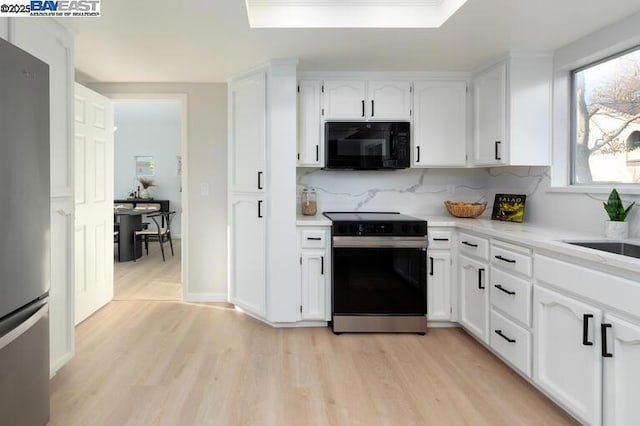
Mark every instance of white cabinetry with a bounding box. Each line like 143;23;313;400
427;229;453;321
229;72;266;193
322;80;411;121
297;80;323;166
413;81;467;167
297;227;330;321
489;241;533;377
533;285;602;426
459;254;489;342
230;195;266;317
473;55;552;166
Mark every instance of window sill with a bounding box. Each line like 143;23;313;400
546;186;640;195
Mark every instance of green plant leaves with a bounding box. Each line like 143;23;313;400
604;189;635;221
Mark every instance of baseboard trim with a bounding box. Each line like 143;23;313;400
183;292;228;303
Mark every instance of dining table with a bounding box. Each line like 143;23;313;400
114;205;159;262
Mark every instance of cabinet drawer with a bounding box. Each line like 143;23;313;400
490;309;532;377
300;229;327;249
458;232;489;260
429;230;452;249
490;268;532;327
491;243;532;277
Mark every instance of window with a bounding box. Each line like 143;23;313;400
571;47;640;185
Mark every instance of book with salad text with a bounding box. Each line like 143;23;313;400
491;194;526;223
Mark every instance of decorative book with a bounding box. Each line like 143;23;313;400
491;194;526;223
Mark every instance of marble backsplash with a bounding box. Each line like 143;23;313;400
297;166;640;239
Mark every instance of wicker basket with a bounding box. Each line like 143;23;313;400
444;201;488;218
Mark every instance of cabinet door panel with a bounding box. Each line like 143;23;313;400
427;251;451;321
603;314;640;426
322;80;365;120
473;62;506;165
459;255;489;342
367;80;411;120
533;285;602;426
301;251;327;320
230;195;266;317
298;80;322;166
229;72;266;192
413;81;466;166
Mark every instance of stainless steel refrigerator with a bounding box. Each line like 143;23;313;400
0;37;51;426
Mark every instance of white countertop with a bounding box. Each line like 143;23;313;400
296;214;332;226
420;215;640;278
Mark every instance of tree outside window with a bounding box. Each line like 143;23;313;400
572;47;640;184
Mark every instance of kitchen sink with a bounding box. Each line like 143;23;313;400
564;241;640;259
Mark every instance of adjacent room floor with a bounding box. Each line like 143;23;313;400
50;243;576;425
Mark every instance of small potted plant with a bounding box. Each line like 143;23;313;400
603;189;634;239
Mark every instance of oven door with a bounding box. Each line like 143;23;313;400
332;238;427;315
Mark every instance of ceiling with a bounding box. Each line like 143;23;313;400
64;0;640;83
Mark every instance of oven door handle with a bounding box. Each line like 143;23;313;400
332;236;428;249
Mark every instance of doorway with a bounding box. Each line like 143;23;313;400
111;96;187;302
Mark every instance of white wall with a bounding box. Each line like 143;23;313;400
297;168;490;217
86;82;228;299
113;102;183;237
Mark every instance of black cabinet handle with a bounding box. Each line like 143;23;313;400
433;238;449;242
258;200;263;218
371;100;375;117
416;146;421;163
361;100;365;117
429;257;434;276
307;237;322;241
495;255;516;264
478;268;485;289
315;145;319;162
258;171;263;190
494;329;516;343
321;256;324;275
494;284;516;295
583;314;594;346
495;141;502;160
462;241;478;248
601;323;613;358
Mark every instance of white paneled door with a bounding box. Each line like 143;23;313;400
74;83;114;324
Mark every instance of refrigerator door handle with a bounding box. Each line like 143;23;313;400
0;304;48;351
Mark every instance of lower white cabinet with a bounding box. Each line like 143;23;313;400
459;254;489;342
602;313;640;426
427;251;451;321
230;194;266;317
533;285;602;425
297;226;330;321
490;309;531;377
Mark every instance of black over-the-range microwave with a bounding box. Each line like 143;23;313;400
324;121;410;170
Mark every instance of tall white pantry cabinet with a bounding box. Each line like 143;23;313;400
1;18;76;375
228;60;299;324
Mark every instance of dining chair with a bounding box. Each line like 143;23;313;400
133;211;175;262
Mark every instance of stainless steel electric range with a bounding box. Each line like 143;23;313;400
323;212;428;334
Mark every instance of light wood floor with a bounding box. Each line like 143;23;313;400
50;304;577;424
114;239;181;301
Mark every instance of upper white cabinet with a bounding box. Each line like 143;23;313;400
322;80;411;121
413;80;467;167
322;80;366;120
367;80;412;120
473;55;552;166
229;71;266;193
297;80;323;166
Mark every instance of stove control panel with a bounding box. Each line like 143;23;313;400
332;221;426;237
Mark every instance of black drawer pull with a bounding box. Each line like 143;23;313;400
583;314;594;346
494;284;516;295
321;256;324;275
601;323;613;358
495;255;516;264
462;241;478;248
361;100;365;117
433;238;449;242
478;268;485;290
258;200;263;218
495;141;501;160
494;329;516;343
429;257;434;276
307;237;322;241
258;171;263;190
